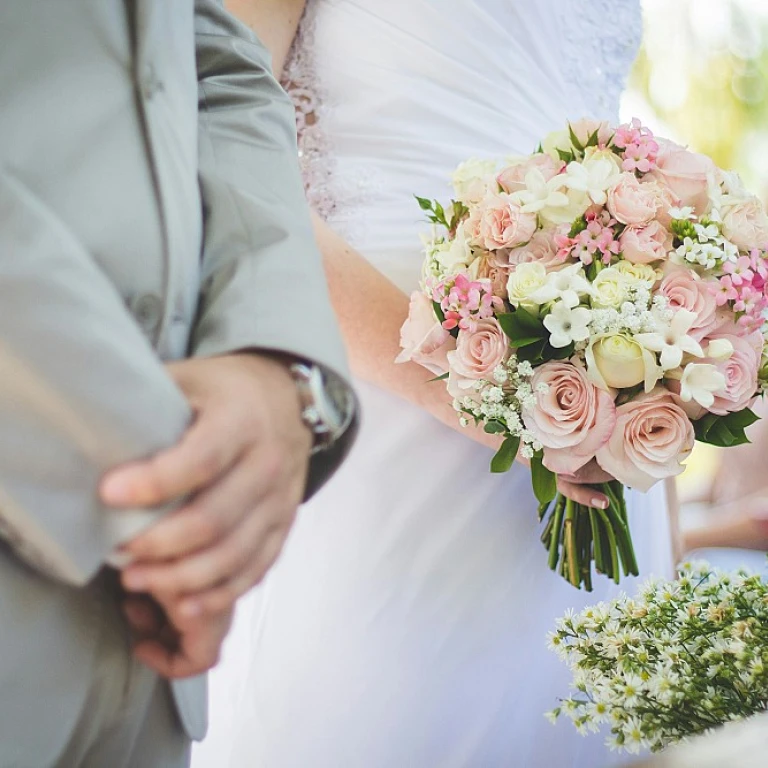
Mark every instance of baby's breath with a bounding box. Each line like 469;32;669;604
548;561;768;754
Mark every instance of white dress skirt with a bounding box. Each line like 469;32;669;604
193;1;674;766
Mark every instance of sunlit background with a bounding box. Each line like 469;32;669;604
622;0;768;507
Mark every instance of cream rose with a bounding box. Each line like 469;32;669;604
657;269;719;342
648;138;715;215
507;262;548;309
591;267;628;309
541;128;572;160
396;292;455;375
614;260;661;285
596;389;695;491
721;197;768;251
522;361;617;475
473;193;538;251
586;334;661;392
569;118;614;148
607;173;661;226
451;158;498;205
619;221;673;265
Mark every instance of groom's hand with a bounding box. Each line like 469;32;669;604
101;353;311;621
121;593;234;678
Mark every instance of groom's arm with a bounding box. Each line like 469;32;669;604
191;0;357;497
105;1;358;658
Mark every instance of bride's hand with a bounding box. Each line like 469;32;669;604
556;459;613;509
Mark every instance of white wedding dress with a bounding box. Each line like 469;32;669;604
193;2;674;766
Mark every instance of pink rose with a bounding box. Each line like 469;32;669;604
648;138;715;215
472;193;537;251
497;154;564;194
475;258;513;297
607;173;662;226
569;118;614;148
704;329;762;415
657;269;719;341
596;389;695;491
396;292;455;375
504;229;565;271
721;198;768;250
619;221;672;264
447;318;509;390
523;361;617;475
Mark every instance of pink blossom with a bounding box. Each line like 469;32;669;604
613;118;659;174
722;255;755;286
711;275;739;307
558;209;620;266
431;273;502;333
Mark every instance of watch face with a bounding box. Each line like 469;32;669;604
321;370;351;433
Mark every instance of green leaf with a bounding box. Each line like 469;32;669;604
568;123;584;152
484;420;507;435
432;301;446;325
557;148;575;164
531;452;557;506
497;307;546;348
515;338;548;364
490;435;520;473
585;128;601;148
694;408;760;448
724;407;760;430
415;195;434;212
427;372;449;383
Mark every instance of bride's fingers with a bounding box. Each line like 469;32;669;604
557;478;609;509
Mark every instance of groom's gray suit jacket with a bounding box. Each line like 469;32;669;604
0;0;352;761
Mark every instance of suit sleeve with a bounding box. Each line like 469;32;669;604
0;170;191;586
193;0;358;497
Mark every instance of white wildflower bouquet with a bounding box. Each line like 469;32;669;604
547;561;768;754
397;117;768;589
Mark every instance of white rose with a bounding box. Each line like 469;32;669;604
433;224;474;274
452;158;498;205
591;267;628;309
586;333;662;391
507;262;548;310
614;260;661;286
541;129;572;160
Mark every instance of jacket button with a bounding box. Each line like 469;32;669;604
130;293;164;335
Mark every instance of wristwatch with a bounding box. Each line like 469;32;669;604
289;362;355;455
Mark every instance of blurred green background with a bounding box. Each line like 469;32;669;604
624;0;768;500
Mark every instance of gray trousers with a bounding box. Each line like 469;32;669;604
2;567;190;768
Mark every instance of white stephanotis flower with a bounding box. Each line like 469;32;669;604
511;168;590;226
705;338;734;361
528;263;592;308
669;206;696;221
678;363;727;409
543;300;592;348
563;153;622;206
635;308;705;370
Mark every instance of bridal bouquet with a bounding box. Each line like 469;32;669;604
398;117;768;589
547;561;768;754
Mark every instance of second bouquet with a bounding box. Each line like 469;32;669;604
398;118;768;590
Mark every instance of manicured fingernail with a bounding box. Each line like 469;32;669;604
593;497;608;509
123;570;147;591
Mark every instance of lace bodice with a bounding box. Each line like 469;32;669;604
282;0;642;264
